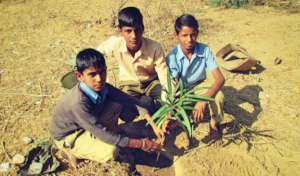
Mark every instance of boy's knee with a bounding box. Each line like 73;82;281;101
214;90;224;104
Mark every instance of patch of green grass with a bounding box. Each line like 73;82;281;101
208;0;250;8
207;0;300;9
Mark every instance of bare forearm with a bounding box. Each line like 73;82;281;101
202;68;225;97
203;78;224;97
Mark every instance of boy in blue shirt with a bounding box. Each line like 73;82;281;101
166;14;225;142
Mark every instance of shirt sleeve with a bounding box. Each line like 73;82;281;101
96;36;119;57
71;102;129;147
166;52;180;79
108;85;150;116
205;47;218;71
153;45;169;93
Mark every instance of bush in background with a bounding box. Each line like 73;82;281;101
209;0;250;8
207;0;300;9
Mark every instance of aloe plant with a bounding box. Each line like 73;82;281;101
149;71;215;139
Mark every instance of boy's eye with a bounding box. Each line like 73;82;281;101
89;72;97;77
88;70;106;77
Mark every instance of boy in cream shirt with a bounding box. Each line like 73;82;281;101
97;7;168;113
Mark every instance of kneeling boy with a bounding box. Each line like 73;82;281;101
166;14;225;141
50;48;167;169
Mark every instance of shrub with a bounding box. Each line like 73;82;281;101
207;0;299;9
209;0;250;8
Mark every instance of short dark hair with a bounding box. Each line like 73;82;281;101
175;14;199;34
118;7;144;31
75;48;106;73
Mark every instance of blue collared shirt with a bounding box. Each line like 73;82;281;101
79;82;108;104
166;42;218;89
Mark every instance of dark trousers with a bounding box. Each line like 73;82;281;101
120;79;162;114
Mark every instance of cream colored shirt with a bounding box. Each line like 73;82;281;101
96;36;168;90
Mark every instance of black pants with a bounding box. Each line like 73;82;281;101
115;120;172;170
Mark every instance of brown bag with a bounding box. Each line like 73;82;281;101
216;44;260;72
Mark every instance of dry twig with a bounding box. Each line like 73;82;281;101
1;141;12;162
0;92;51;97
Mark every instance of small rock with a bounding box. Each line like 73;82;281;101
11;154;25;165
257;77;263;82
0;163;10;172
274;57;282;65
49;14;57;19
26;81;32;86
22;136;33;144
95;19;102;24
86;23;93;28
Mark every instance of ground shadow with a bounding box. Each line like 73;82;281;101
221;85;273;151
230;64;266;74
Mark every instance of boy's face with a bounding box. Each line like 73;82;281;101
176;26;198;53
76;66;107;92
119;26;143;52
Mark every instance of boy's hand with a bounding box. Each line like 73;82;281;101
140;138;162;152
192;101;207;123
161;112;178;134
153;125;166;145
144;113;165;145
127;138;162;152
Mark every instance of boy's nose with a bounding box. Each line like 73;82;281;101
131;31;137;39
187;35;192;42
95;74;101;82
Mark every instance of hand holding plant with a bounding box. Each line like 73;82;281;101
192;101;208;123
140;138;162;152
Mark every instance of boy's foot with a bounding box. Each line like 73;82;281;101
61;150;79;169
128;169;141;176
201;124;223;146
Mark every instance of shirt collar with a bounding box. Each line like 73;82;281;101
176;43;205;61
79;82;108;104
120;37;146;57
176;45;185;60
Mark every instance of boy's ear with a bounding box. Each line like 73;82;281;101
75;71;83;81
118;27;122;32
173;32;178;38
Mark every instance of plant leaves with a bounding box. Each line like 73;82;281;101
186;94;215;102
177;106;192;138
167;70;172;97
151;104;169;121
179;79;184;97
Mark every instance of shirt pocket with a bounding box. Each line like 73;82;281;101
134;57;155;75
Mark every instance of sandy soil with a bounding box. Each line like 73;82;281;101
0;0;300;175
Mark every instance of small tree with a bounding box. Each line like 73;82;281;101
148;72;215;140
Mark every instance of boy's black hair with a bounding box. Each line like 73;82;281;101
75;48;106;73
175;14;199;34
118;7;144;31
